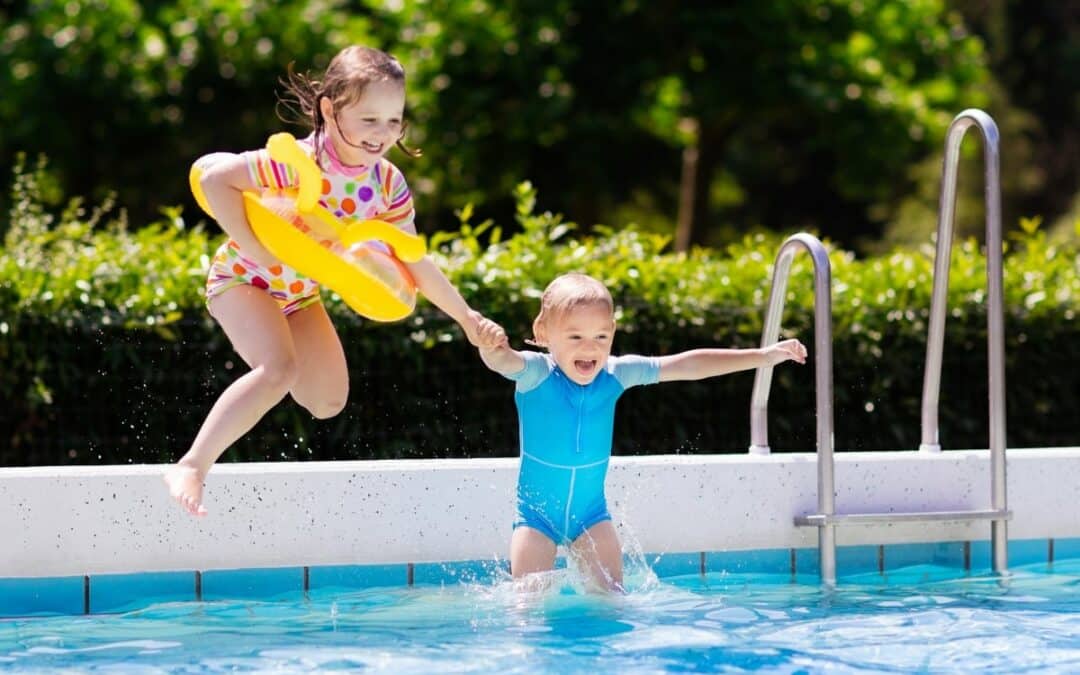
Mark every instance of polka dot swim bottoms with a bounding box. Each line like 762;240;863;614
205;239;321;315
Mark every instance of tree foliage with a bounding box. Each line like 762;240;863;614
3;164;1079;465
2;0;990;250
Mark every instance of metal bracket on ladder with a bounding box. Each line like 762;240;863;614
750;109;1011;586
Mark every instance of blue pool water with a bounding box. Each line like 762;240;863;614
2;559;1079;673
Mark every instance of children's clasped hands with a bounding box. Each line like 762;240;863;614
472;315;509;351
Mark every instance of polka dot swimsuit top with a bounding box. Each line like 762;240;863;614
243;133;416;232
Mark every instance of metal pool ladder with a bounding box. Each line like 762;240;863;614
750;109;1012;586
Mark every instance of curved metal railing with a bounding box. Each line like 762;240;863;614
918;108;1009;573
748;233;834;458
747;233;839;583
755;111;1010;586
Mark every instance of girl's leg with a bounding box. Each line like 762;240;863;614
510;526;558;588
284;301;348;419
164;286;300;515
570;520;624;591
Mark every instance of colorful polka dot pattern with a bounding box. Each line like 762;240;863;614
204;135;417;315
205;240;321;315
245;135;415;231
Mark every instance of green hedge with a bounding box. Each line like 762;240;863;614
2;159;1079;467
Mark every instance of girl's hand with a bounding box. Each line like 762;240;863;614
475;316;509;351
462;310;507;349
766;338;807;366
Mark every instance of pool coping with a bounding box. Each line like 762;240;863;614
4;448;1080;616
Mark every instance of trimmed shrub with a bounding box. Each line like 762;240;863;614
2;161;1078;466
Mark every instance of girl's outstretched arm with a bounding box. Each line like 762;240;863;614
406;257;486;344
656;338;807;382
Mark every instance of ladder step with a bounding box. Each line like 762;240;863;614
795;509;1012;527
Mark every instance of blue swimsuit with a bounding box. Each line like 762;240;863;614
505;351;660;545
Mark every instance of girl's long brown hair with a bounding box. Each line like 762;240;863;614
276;45;421;166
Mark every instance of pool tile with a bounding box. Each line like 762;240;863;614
308;564;408;590
883;563;969;585
836;545;881;577
970;538;1049;571
885;542;966;570
793;543;967;583
648;552;701;578
0;576;85;617
968;540;993;571
413;560;505;586
90;571;195;614
706;548;791;575
793;547;821;582
200;567;304;601
1051;537;1080;562
1009;538;1050;566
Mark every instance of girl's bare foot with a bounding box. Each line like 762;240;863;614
163;463;209;516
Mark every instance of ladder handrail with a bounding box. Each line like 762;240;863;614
767;111;1009;585
747;233;839;584
748;233;834;458
918;108;1009;574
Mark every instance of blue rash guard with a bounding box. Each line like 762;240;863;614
504;351;661;545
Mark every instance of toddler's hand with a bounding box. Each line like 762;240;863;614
766;338;807;365
473;316;508;350
463;310;507;349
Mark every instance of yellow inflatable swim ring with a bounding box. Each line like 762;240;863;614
189;133;425;322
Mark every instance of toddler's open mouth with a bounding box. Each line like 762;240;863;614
574;359;597;375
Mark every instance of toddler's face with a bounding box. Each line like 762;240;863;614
324;80;406;166
539;303;616;385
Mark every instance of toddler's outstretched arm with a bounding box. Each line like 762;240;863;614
657;338;807;382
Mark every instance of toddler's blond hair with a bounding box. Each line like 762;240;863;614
531;273;614;341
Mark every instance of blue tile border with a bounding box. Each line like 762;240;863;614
4;538;1080;618
881;563;971;585
969;537;1049;570
308;563;407;590
793;546;821;582
413;560;506;586
886;541;967;570
706;548;792;575
836;544;882;576
1050;537;1080;563
648;552;702;578
0;576;85;617
90;571;195;614
200;567;304;601
1008;538;1050;566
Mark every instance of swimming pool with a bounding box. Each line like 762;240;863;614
4;450;1080;671
3;557;1078;672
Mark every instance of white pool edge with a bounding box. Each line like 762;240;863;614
3;448;1080;578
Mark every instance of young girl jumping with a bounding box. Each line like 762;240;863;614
165;45;493;516
473;273;807;591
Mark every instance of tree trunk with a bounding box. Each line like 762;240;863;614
674;121;718;252
674;144;699;252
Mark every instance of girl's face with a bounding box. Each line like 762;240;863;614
536;303;616;385
321;79;406;166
